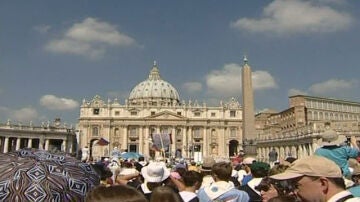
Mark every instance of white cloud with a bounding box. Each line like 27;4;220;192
309;79;357;95
33;25;51;34
182;82;202;94
288;88;308;96
231;0;352;35
12;107;39;123
252;71;278;90
206;63;242;97
205;63;277;97
40;95;79;110
45;17;137;59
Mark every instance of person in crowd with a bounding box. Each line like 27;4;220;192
240;157;256;185
253;163;290;202
134;156;148;172
199;157;216;188
267;195;297;202
270;155;359;202
268;148;278;167
85;184;148;202
107;157;121;183
255;177;281;202
176;159;188;170
120;160;138;176
81;146;89;163
150;186;182;202
137;161;171;200
348;164;360;196
188;161;200;172
239;162;270;202
91;162;114;186
197;162;250;202
177;171;203;202
315;122;359;178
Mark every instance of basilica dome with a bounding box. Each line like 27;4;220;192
128;61;180;105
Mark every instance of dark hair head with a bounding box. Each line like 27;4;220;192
250;162;270;178
212;162;232;181
85;184;147;202
150;186;182;202
182;171;203;187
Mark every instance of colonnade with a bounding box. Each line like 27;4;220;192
0;136;69;153
257;141;320;163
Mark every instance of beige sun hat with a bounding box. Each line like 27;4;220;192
270;155;342;180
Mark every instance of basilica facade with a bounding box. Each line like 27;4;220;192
78;62;244;160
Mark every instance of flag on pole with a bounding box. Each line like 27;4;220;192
151;133;171;151
96;138;109;146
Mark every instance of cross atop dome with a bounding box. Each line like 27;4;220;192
149;61;161;80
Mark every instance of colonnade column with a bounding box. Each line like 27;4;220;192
45;139;50;151
16;138;21;150
298;145;303;159
28;138;32;148
62;139;67;152
3;137;9;153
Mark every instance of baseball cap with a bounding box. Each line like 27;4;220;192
270;155;342;180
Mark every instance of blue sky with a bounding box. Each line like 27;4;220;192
1;0;360;126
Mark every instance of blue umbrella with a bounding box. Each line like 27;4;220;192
120;152;143;160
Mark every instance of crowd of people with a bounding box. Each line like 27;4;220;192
82;124;360;202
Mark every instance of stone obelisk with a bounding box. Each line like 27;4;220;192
241;56;257;156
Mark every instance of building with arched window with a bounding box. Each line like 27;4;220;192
78;61;244;160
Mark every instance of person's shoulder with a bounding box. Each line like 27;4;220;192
218;189;250;201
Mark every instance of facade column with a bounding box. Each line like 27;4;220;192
16;138;21;150
27;138;32;148
224;127;229;157
219;127;225;157
188;127;192;159
45;139;50;151
122;126;128;151
144;126;149;157
302;145;308;157
182;126;187;158
203;127;208;157
139;127;143;154
3;137;9;153
171;127;176;156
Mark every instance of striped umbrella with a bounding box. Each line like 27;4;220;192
0;148;100;202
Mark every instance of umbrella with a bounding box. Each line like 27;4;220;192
0;148;100;202
120;152;143;160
